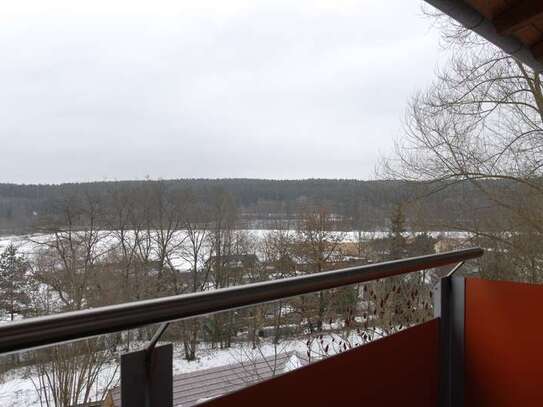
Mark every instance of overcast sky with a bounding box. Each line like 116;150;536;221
0;0;444;184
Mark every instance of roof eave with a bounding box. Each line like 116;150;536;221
424;0;543;73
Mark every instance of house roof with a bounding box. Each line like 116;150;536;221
106;351;307;407
425;0;543;71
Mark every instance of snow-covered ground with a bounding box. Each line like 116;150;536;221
0;368;39;407
248;229;471;241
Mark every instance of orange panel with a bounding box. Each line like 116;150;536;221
465;278;543;406
203;319;439;407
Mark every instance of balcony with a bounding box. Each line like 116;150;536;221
194;272;543;407
1;247;541;406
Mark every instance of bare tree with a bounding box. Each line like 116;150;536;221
259;228;296;344
149;182;187;285
30;340;118;407
384;10;543;282
32;193;110;310
294;206;345;332
180;192;211;293
105;186;143;303
177;191;212;360
205;189;239;349
26;193;122;406
208;189;238;289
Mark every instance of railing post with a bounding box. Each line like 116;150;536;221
434;274;465;407
120;343;173;407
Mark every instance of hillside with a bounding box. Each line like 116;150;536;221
0;178;494;233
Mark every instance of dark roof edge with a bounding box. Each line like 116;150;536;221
424;0;543;73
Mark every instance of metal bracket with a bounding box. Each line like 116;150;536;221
121;323;173;407
146;322;170;353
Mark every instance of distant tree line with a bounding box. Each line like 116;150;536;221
0;178;511;233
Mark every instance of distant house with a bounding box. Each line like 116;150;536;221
434;238;463;253
204;254;261;286
339;242;362;257
103;351;307;407
263;254;297;277
207;254;259;270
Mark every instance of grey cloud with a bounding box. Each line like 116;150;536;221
0;0;442;183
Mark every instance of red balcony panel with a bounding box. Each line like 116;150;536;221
202;319;439;407
465;278;543;406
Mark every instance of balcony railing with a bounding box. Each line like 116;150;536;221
0;248;484;407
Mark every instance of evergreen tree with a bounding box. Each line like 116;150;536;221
388;204;406;260
0;244;34;320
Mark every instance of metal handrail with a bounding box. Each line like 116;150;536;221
0;248;483;355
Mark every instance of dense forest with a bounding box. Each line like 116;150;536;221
0;178;500;233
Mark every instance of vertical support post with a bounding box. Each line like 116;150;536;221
434;275;465;407
121;343;173;407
